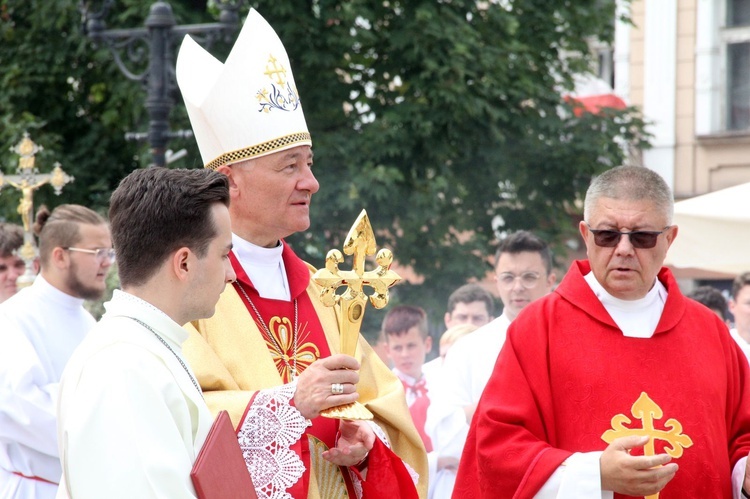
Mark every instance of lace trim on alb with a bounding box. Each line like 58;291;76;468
367;420;390;448
403;460;420;486
349;469;364;499
237;383;311;499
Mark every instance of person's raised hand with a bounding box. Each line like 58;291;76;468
293;354;360;419
600;435;677;495
322;419;375;467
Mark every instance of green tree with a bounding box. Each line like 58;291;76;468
0;0;648;333
0;0;209;212
260;0;649;328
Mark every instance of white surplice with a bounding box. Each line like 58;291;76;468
730;328;750;363
56;290;214;499
424;313;511;499
0;276;95;499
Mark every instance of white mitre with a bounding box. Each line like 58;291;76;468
176;9;311;170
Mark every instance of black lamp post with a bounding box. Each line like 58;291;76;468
78;0;242;167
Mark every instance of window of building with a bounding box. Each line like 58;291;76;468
723;0;750;130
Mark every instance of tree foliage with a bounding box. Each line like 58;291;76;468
0;0;649;332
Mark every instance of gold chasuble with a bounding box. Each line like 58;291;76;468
184;248;427;499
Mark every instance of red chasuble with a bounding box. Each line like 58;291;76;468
454;261;750;498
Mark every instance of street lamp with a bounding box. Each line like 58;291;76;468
78;0;242;167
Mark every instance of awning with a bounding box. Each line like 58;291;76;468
664;182;750;276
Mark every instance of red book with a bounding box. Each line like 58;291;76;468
191;410;257;499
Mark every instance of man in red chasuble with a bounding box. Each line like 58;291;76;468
176;8;425;499
454;165;750;498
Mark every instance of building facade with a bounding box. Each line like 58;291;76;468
616;0;750;196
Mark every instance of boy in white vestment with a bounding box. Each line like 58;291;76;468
56;167;236;498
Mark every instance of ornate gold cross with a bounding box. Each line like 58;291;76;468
601;392;693;499
3;132;74;287
312;209;401;419
4;132;74;232
264;54;287;85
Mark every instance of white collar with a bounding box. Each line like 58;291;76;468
231;233;284;267
392;367;423;385
31;274;88;308
230;233;290;300
103;290;188;347
584;272;666;311
584;272;667;338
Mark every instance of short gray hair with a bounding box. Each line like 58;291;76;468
583;166;674;224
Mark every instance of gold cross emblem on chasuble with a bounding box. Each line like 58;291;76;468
601;392;693;499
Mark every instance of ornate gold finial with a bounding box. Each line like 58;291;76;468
601;392;693;499
11;132;42;172
312;209;401;420
4;132;75;288
49;162;74;195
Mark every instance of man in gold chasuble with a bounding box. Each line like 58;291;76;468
176;9;426;499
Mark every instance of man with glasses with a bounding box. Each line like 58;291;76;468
455;165;750;498
0;204;112;499
425;230;555;499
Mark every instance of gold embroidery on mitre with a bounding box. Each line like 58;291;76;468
601;392;693;499
256;53;301;114
203;132;312;170
309;436;348;499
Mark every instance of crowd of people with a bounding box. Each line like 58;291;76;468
2;7;750;499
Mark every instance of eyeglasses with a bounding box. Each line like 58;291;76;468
496;271;541;289
64;247;115;263
586;224;671;249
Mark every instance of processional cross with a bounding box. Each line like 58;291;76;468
601;392;693;499
312;209;401;420
2;133;74;286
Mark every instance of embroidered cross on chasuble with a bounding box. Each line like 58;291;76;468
602;392;693;499
263;314;319;382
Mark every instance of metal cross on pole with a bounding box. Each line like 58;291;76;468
1;132;74;287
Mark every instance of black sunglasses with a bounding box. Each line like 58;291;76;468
586;224;671;249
